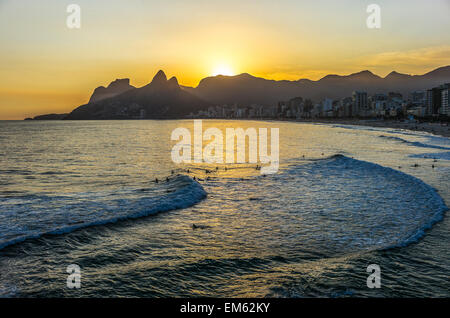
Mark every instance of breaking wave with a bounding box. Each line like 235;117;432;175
240;154;447;252
378;135;450;150
0;175;207;250
0;155;446;255
307;155;446;249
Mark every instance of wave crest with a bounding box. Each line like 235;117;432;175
0;175;207;250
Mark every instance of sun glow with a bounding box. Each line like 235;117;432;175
212;64;235;76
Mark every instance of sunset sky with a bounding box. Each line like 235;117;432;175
1;0;449;119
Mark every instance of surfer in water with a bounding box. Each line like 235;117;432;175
192;223;210;229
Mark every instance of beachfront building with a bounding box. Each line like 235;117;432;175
384;92;404;117
374;100;387;115
339;97;353;117
274;97;308;118
407;90;427;117
427;86;443;115
321;98;333;117
263;105;278;118
411;90;426;106
407;106;427;117
441;86;450;116
311;103;322;118
427;89;436;115
368;94;388;117
426;83;450;116
352;91;368;117
289;97;304;118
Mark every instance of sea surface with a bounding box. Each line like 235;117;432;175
0;119;449;297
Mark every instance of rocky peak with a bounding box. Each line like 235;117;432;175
108;78;131;88
385;71;410;80
168;76;179;88
89;78;134;103
151;70;167;85
348;70;379;79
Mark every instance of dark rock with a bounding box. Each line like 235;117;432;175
66;70;211;120
89;78;134;103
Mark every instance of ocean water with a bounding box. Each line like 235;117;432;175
0;119;449;297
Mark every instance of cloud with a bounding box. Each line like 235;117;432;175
362;46;450;69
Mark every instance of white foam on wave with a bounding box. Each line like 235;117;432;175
312;155;447;249
409;152;450;160
378;135;450;151
0;284;19;298
0;175;207;250
224;154;448;253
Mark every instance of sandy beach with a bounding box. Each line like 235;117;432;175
297;119;450;138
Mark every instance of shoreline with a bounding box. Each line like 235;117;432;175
11;117;450;138
302;119;450;138
265;118;450;138
212;117;450;138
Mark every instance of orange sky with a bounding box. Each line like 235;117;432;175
0;0;449;120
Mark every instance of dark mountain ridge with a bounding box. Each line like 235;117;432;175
29;65;450;120
89;78;135;103
183;65;450;106
65;70;211;120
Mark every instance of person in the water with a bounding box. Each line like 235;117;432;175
192;223;210;229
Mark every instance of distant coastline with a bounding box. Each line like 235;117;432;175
20;115;450;138
23;65;450;122
21;65;450;138
24;113;69;121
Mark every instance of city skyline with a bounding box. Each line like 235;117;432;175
23;66;449;121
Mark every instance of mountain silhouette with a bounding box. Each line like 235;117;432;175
89;78;135;103
183;65;450;106
66;70;211;119
384;71;411;80
25;113;69;120
60;65;450;120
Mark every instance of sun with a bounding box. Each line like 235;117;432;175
212;64;235;76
